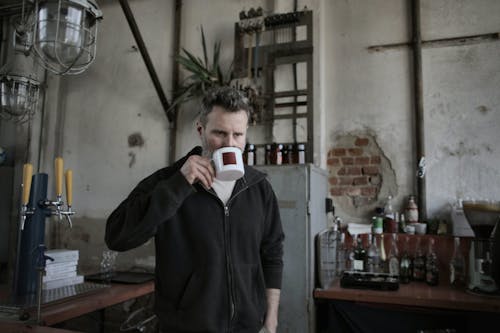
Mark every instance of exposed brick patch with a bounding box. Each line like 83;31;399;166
361;186;378;196
371;156;381;164
345;187;361;196
355;137;369;146
362;166;379;175
348;148;363;156
347;167;362;175
327;158;340;166
327;135;386;209
332;148;346;156
355;157;370;165
353;176;368;185
330;188;344;196
341;157;353;165
339;177;353;186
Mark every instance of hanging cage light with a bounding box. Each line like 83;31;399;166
31;0;103;75
0;74;40;122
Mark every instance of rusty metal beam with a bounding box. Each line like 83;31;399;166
411;0;426;221
118;0;173;122
368;32;499;52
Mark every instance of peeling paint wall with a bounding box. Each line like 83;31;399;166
323;0;500;222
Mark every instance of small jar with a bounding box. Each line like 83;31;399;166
297;143;306;164
270;143;282;165
282;145;289;164
405;195;419;224
244;143;256;166
265;144;272;165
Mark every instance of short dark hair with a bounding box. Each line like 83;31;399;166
199;86;251;126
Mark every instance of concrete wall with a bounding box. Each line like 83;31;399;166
2;0;499;273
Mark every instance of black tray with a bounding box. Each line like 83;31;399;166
85;271;155;284
340;271;399;291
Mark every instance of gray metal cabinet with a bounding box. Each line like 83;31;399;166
255;164;328;333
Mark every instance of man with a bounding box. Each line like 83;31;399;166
105;86;284;333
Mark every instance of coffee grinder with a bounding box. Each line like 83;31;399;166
462;200;500;294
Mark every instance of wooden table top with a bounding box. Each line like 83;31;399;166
1;281;155;327
314;280;500;313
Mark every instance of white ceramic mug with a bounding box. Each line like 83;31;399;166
212;147;245;181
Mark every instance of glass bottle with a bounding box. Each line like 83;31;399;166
412;237;426;281
264;144;272;165
399;236;412;284
326;217;339;282
383;196;395;233
425;238;439;286
270;143;283;165
346;236;356;271
379;234;387;273
405;195;419;224
286;144;296;164
365;234;380;273
353;235;366;272
449;237;466;289
297;143;306;164
336;232;347;276
243;143;256;166
388;233;400;276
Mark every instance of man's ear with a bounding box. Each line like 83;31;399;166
196;122;203;136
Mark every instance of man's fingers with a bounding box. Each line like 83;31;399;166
181;155;215;186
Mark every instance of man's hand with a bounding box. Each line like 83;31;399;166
180;155;215;189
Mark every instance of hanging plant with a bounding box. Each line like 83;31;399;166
167;26;233;116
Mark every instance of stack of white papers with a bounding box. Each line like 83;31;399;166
43;249;84;290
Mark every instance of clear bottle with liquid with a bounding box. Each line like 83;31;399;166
399;236;412;283
449;237;466;288
353;235;366;272
365;234;381;273
388;233;400;276
379;234;387;273
413;237;426;281
336;232;347;276
425;238;439;286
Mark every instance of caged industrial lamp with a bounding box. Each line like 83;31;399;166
0;74;40;122
31;0;103;75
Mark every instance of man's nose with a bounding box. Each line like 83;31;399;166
225;135;236;147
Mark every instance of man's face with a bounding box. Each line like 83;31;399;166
197;106;248;157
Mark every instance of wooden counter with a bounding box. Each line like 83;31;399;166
314;280;500;313
1;281;154;330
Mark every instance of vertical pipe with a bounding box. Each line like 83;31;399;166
168;0;182;164
118;0;172;121
411;0;426;220
15;174;48;297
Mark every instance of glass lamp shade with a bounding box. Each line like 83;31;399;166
0;75;40;122
32;0;103;75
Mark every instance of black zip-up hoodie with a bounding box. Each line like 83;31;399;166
105;147;284;333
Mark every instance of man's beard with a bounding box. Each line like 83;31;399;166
200;135;213;158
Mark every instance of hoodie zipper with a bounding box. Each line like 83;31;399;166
205;183;248;330
205;176;266;331
223;184;248;329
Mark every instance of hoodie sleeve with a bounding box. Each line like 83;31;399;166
105;147;201;251
260;180;285;289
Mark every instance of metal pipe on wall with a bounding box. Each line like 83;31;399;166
168;0;182;164
411;0;426;220
118;0;172;122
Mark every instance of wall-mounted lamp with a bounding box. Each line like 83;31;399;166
31;0;103;75
0;74;40;122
